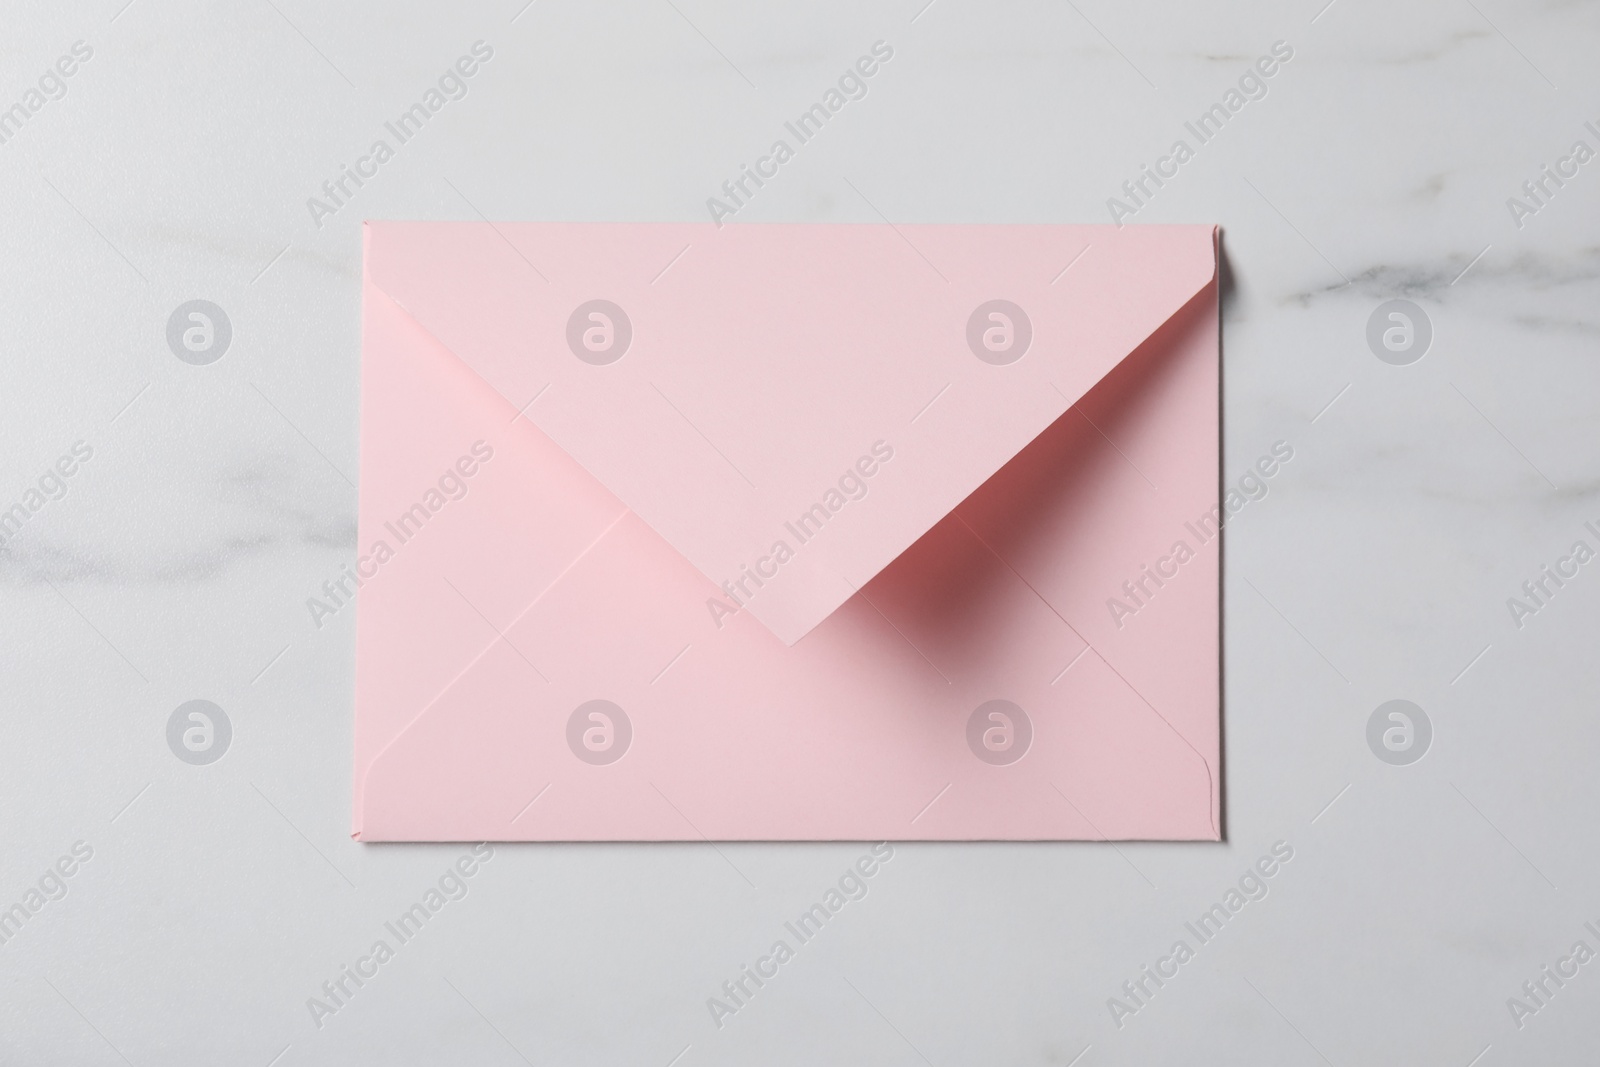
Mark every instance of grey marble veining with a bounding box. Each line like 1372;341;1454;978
1;0;1598;1064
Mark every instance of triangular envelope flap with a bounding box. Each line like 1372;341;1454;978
367;222;1217;644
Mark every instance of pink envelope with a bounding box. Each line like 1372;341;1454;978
353;222;1220;841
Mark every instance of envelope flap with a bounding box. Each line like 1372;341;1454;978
367;222;1216;644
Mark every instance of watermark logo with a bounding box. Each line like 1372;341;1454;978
0;439;93;548
0;40;93;150
1366;699;1430;766
306;845;494;1029
1108;441;1295;629
167;699;231;765
306;441;495;630
306;41;494;229
706;40;895;226
566;300;631;365
966;300;1032;365
0;841;94;950
1506;120;1598;230
1506;522;1600;630
1107;40;1293;225
166;300;231;365
966;700;1032;765
1365;299;1431;365
567;700;631;764
707;843;894;1030
707;440;895;629
1506;921;1600;1030
1108;841;1295;1029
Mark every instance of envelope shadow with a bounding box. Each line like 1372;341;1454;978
862;274;1225;840
974;280;1215;568
872;281;1216;661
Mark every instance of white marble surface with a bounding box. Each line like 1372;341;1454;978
1;0;1597;1062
